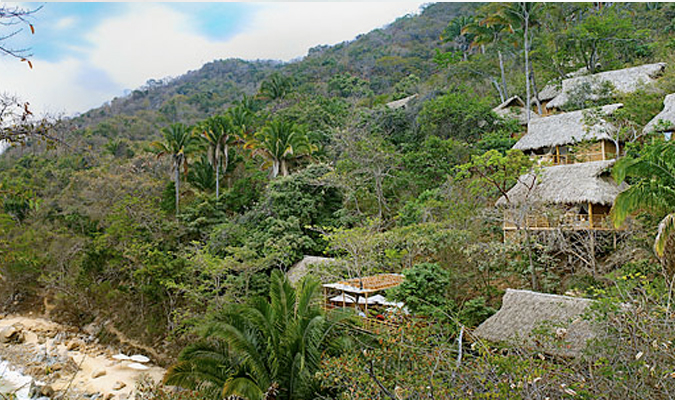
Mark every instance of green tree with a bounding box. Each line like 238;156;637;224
200;114;237;198
164;270;352;400
245;119;316;178
149;122;196;215
259;72;293;101
612;141;675;263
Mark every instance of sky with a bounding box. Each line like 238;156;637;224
0;2;427;117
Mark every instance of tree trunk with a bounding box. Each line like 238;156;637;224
523;4;531;124
215;159;220;199
174;165;180;215
498;50;509;100
530;70;543;115
280;159;289;177
272;160;280;178
223;143;229;188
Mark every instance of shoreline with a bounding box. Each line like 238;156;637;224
0;315;166;399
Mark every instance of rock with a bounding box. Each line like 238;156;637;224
117;394;129;400
104;394;115;400
40;384;55;397
112;381;127;391
91;368;107;379
67;339;84;351
0;325;24;343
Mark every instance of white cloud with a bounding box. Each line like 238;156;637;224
55;16;77;30
0;2;426;115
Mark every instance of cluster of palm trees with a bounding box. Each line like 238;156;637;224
164;270;355;400
149;105;316;215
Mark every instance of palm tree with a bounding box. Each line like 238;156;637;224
484;2;543;120
164;270;353;400
188;155;217;192
259;73;292;101
246;119;316;178
149;122;195;215
612;141;675;260
200;114;236;198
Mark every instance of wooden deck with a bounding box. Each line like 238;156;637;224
503;213;618;231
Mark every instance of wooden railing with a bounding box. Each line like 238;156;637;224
535;152;608;166
504;212;617;231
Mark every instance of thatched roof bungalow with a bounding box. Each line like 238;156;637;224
386;94;418;110
547;63;666;110
496;160;620;207
643;93;675;140
493;96;539;126
473;289;596;357
515;104;622;152
287;256;341;285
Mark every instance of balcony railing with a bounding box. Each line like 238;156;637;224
504;212;618;231
535;152;610;166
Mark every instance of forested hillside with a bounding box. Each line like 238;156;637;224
2;2;675;399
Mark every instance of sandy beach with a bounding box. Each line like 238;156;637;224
0;315;165;399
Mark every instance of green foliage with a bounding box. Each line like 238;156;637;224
612;141;675;259
417;91;499;142
390;262;455;319
165;270;355;400
327;73;373;98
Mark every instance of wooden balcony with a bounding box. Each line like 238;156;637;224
535;151;608;166
504;212;618;231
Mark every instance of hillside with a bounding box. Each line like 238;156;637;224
2;3;675;399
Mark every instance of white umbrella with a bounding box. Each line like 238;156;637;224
129;355;150;363
329;294;356;304
126;362;149;371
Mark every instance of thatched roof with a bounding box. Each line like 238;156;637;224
493;96;539;126
514;104;622;151
473;289;596;357
643;93;675;134
496;160;622;206
386;94;418;110
287;256;340;285
547;63;666;109
323;273;404;294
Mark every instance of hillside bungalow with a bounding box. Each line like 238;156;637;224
496;160;625;233
643;93;675;141
473;289;596;358
386;94;418;110
492;95;539;126
514;104;623;165
546;62;666;110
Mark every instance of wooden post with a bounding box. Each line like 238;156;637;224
601;140;606;161
588;202;594;229
342;291;346;309
365;292;368;315
555;146;560;164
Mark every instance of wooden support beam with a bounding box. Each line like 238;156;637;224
588;202;594;229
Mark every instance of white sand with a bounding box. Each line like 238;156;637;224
0;315;165;399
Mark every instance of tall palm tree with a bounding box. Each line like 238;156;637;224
612;141;675;259
259;73;292;101
200;114;236;198
484;2;543;120
149;122;195;215
164;270;353;400
245;119;316;178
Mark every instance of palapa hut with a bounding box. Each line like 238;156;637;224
492;96;539;126
643;93;675;141
496;160;625;232
386;94;418;110
323;273;404;314
546;62;666;110
514;104;623;165
287;256;341;285
473;289;596;358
